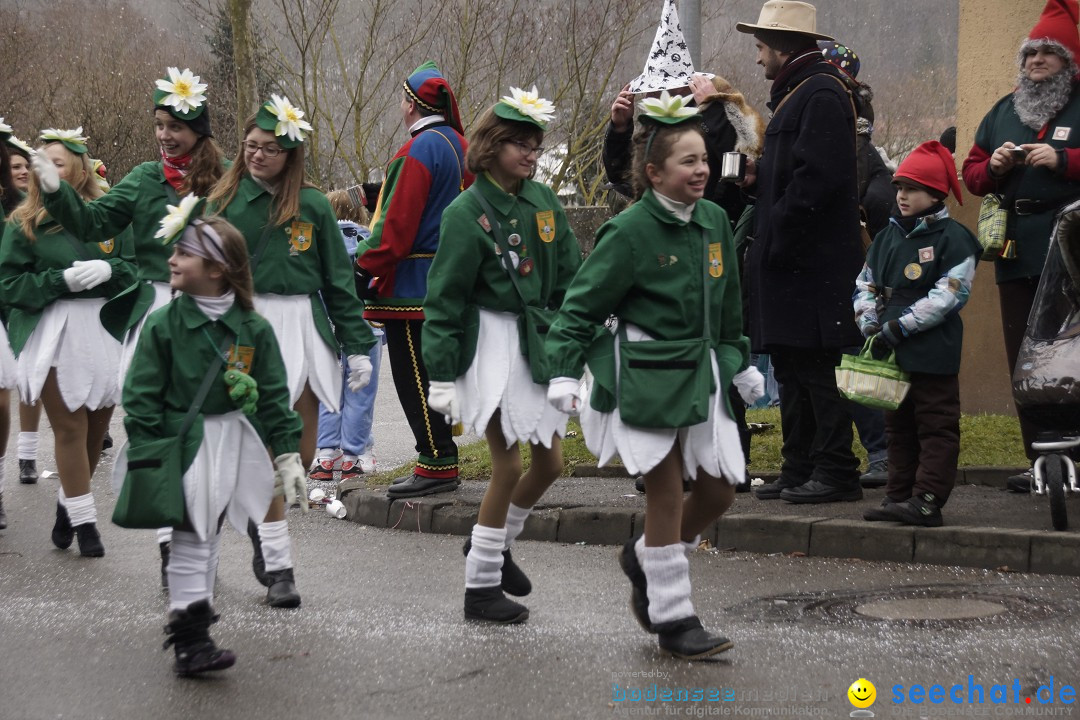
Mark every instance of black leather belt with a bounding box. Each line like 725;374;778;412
1014;198;1067;216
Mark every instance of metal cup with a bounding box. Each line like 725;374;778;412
325;499;347;519
721;151;747;182
309;488;326;504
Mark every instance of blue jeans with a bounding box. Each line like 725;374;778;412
316;328;384;455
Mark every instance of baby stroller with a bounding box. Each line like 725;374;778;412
1011;198;1080;530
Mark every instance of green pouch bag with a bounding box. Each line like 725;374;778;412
977;193;1007;261
517;305;557;384
618;336;714;429
834;337;912;410
112;436;185;528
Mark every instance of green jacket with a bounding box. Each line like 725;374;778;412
122;294;301;472
0;217;135;354
422;174;581;381
546;190;750;412
212;176;375;356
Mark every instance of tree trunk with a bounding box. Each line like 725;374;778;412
228;0;257;138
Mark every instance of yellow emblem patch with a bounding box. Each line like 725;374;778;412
98;239;114;254
903;262;923;280
228;345;255;374
535;210;556;243
708;243;724;278
287;221;314;253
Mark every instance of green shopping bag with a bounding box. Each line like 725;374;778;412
834;337;911;410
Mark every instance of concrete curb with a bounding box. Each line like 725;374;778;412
338;486;1080;577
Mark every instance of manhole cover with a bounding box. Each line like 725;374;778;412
854;598;1006;621
729;584;1062;628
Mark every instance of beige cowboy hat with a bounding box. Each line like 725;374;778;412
736;0;834;41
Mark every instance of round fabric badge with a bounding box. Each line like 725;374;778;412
518;257;534;276
508;233;522;247
903;263;923;280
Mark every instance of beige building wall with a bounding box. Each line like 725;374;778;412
956;0;1046;414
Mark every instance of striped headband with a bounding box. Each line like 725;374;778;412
177;219;228;268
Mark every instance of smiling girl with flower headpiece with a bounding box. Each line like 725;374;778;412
545;91;764;660
206;96;376;609
423;86;580;624
1;129;136;558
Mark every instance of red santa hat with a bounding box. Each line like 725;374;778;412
1023;0;1080;63
893;140;963;205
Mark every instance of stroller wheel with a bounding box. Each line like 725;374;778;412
1045;454;1069;531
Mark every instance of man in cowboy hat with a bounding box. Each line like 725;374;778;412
354;61;473;498
737;1;865;504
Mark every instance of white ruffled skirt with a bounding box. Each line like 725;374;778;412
0;321;18;390
17;298;121;411
112;411;274;543
455;309;569;449
580;323;744;484
255;293;342;411
119;281;174;382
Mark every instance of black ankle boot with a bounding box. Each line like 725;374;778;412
265;568;301;608
19;459;37;484
160;541;171;590
619;540;654;633
0;493;6;530
51;502;74;549
654;616;733;660
462;539;532;597
163;599;236;676
75;523;104;557
247;519;270;587
464;586;529;624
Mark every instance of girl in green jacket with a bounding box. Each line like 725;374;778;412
423;88;580;624
116;206;302;675
2;129;135;557
545;94;764;660
206;96;376;608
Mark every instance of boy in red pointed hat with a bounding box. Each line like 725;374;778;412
854;140;982;527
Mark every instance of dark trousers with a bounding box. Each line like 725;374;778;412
382;318;458;478
728;384;751;465
843;347;888;461
999;277;1048;461
884;373;960;506
770;346;859;486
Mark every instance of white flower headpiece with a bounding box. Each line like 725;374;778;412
40;127;89;153
265;94;313;143
7;135;32;155
155;194;203;244
499;86;556;126
638;91;698;122
155;67;208;115
0;118;11;136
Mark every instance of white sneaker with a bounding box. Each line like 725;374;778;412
358;452;376;474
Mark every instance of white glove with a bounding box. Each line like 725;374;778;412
346;354;373;392
547;376;582;415
426;380;458;423
274;452;308;514
733;366;766;406
71;259;112;290
30;151;60;194
62;266;87;292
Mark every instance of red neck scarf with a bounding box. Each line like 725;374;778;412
161;149;193;191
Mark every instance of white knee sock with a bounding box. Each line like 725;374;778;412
504;503;532;549
156;527;173;545
17;432;37;461
58;486;67;507
465;524;505;589
204;531;222;600
168;530;215;611
65;492;97;527
258;520;293;572
642;543;695;626
0;457;5;493
681;534;701;554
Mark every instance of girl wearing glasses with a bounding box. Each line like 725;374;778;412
206;95;376;608
422;88;581;624
34;68;226;589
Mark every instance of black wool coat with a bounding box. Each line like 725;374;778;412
746;57;865;351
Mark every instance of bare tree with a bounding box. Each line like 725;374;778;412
229;0;259;136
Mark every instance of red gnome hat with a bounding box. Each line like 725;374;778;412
894;141;963;205
1028;0;1080;61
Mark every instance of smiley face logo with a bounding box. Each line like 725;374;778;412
848;678;876;709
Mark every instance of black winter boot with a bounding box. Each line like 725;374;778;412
463;538;532;597
619;540;654;633
464;586;529;624
265;568;301;608
247;519;270;587
19;459;37;484
160;541;171;590
162;599;236;676
654;616;734;660
75;523;104;557
51;501;74;549
0;493;6;530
